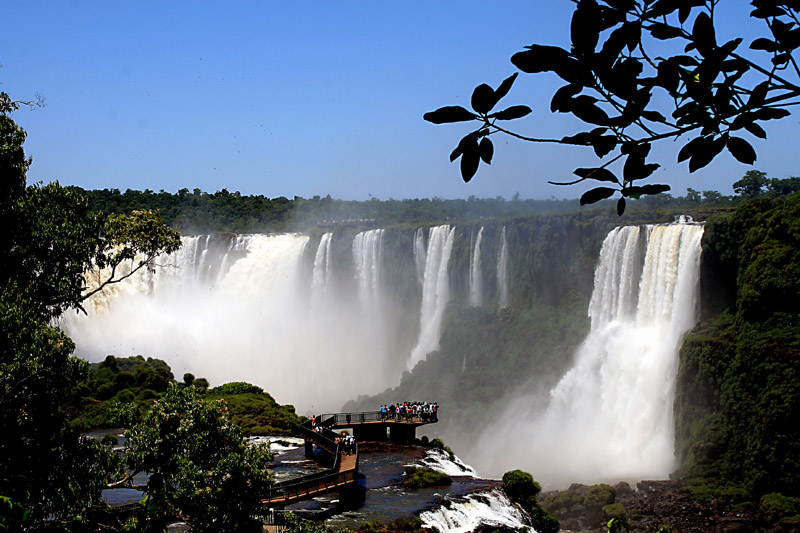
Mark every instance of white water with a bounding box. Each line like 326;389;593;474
473;221;704;484
413;448;479;478
62;233;399;412
497;226;509;308
310;232;333;315
468;227;484;307
413;227;427;285
353;229;385;318
407;225;456;371
420;488;532;533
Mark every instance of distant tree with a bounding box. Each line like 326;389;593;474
767;175;800;195
686;188;702;203
733;169;770;197
424;1;800;214
702;189;724;202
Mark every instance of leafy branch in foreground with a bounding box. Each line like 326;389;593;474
424;0;800;214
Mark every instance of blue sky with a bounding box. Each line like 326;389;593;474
2;1;798;200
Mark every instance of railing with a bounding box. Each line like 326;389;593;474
261;417;357;504
318;410;439;425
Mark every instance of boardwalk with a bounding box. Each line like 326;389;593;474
260;409;436;507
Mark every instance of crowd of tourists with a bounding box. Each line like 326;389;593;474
379;401;438;423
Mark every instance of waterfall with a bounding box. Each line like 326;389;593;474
497;226;509;308
469;227;484;307
352;229;384;316
407;225;456;371
413;227;427;285
310;232;333;313
62;233;399;412
474;221;704;484
420;489;531;533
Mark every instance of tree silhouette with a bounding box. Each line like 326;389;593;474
424;0;800;214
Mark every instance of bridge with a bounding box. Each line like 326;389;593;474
260;409;437;506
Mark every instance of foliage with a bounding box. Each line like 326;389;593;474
402;467;452;489
607;516;631;533
603;502;628;520
501;470;559;533
123;383;273;532
429;439;456;462
759;492;800;523
424;1;800;213
210;381;264;395
675;193;800;498
583;484;616;509
68;355;303;436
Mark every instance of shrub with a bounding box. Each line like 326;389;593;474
210;381;264;395
583;484;616;509
603;502;627;519
403;466;452;489
759;492;799;523
502;470;542;503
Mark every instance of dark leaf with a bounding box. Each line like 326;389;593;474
511;45;570;73
573;167;620;184
692;12;716;56
493;73;518;104
750;37;779;52
450;130;484;162
592;135;617;158
744;122;767;139
571;1;601;54
624;184;671;198
471;84;496;114
726;136;757;164
479;137;494;165
489;105;532;120
752;107;791;120
748;81;770;108
648;22;684;40
460;147;481;182
689;136;726;172
679;5;691;24
580;186;617;205
550;84;582;112
424;106;478;124
772;53;791;66
617;196;626;216
571;97;610;125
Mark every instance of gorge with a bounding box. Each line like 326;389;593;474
63;210;707;488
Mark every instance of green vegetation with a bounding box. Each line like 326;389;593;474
675;193;800;500
501;470;559;533
68;355;303;436
402;467;452;489
759;493;800;523
122;384;273;532
0;93;180;530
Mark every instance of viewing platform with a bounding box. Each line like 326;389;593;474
260;408;437;507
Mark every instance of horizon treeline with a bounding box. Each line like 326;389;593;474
69;172;799;234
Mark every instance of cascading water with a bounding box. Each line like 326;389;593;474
469;227;484;307
413;227;427;285
497;227;509;308
407;225;456;371
352;229;384;317
62;233;398;412
310;232;333;315
473;221;704;484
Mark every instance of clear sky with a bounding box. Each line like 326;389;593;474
2;1;798;201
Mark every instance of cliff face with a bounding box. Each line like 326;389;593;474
675;193;800;498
